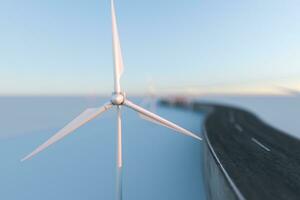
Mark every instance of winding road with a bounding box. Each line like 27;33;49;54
202;104;300;199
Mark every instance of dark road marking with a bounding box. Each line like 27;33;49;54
251;138;271;152
234;124;243;132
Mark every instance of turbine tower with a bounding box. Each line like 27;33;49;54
21;1;202;199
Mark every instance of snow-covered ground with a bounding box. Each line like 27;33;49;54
197;94;300;139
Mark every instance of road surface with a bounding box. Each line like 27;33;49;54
201;104;300;200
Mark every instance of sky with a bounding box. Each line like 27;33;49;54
0;0;300;95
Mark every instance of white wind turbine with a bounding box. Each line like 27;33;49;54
140;78;157;112
21;1;202;199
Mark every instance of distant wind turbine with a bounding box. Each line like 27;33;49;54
21;1;202;199
140;78;157;112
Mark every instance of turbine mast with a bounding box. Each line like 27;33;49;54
116;106;123;200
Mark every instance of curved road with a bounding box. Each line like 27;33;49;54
202;104;300;200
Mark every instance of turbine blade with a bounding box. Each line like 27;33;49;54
111;0;124;93
138;113;178;132
124;100;202;141
275;85;300;96
21;102;113;162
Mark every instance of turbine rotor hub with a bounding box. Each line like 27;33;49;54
111;93;125;105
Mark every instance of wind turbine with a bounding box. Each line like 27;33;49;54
140;78;157;112
21;0;202;199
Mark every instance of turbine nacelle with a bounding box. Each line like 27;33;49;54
111;92;125;105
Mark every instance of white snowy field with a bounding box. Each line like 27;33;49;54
197;94;300;139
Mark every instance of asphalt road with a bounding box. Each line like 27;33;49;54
202;104;300;200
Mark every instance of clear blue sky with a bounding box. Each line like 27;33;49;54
0;0;300;95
